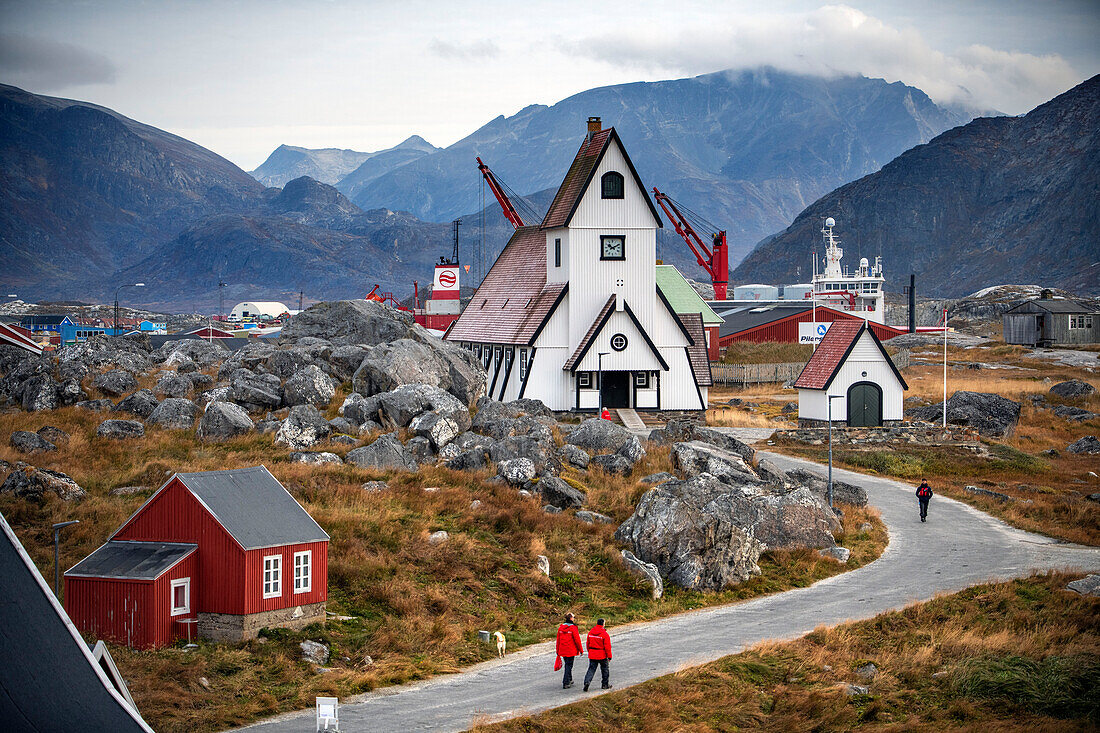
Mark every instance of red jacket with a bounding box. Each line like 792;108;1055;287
586;625;612;660
556;623;583;657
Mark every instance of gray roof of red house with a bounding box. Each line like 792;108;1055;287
793;320;908;390
679;313;713;387
562;295;616;372
540;127;662;230
445;226;567;345
66;541;197;580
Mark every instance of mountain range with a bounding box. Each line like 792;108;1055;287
255;68;971;266
250;135;438;189
733;74;1100;297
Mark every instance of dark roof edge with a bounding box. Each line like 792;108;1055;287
527;284;569;346
64;542;198;581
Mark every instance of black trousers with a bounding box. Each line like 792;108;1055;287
919;497;929;520
583;658;610;688
562;655;575;686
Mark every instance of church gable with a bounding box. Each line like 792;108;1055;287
570;136;662;230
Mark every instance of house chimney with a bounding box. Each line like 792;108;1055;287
587;116;602;134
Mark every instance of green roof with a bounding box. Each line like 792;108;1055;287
655;265;722;325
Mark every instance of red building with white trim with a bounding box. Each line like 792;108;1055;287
65;466;329;648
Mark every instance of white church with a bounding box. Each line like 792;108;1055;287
446;117;711;412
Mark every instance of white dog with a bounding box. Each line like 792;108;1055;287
494;630;506;658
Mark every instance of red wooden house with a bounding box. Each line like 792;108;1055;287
65;466;329;648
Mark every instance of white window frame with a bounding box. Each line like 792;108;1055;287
578;372;591;388
519;350;528;379
293;550;312;594
170;578;190;616
634;371;649;388
262;554;282;599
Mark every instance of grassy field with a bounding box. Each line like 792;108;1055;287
478;573;1100;732
0;400;885;732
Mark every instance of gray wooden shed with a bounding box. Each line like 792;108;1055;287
1003;291;1099;347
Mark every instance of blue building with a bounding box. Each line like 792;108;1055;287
20;315;74;334
59;323;114;344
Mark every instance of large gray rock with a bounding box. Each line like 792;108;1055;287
275;405;332;449
566;418;632;452
406;436;436;465
560;444;590;469
75;398;114;412
345;432;417;470
340;392;381;427
146;398;199;430
1052;405;1098;421
93;369;137;397
10;431;56;454
621;550;664;600
497;458;536;486
409;412;461;450
471;398;553;433
1067;436;1100;454
353;338;486;406
21;375;58;412
488;435;553;467
327;345;371;382
618;435;647;465
1065;574;1100;597
155;372;194;398
114;388;159;418
376;383;471;430
57;378;88;406
1050;380;1096;399
786;468;868;507
591;453;634;476
58;334;150;373
616;473;841;591
283;364;337;407
0;462;86;501
649;418;756;463
96;419;145;440
280;299;415;346
289;451;343;465
228;369;282;411
671;441;760;484
909;391;1021;437
158;338;227;367
197;401;254;441
265;348;318;380
217;342;276;380
36;425;69;445
539;476;586;509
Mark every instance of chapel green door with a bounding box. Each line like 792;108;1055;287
847;382;883;427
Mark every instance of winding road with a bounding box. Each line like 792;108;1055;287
238;451;1100;732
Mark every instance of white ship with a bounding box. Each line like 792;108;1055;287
811;217;885;324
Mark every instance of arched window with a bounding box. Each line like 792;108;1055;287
601;171;624;199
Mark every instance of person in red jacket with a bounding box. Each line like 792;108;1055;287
555;613;584;688
583;618;613;691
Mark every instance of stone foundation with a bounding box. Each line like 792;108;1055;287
776;423;980;448
198;601;326;643
798;418;905;429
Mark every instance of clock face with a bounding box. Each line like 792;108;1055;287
601;235;625;260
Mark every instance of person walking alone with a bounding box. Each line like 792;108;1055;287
555;613;583;689
916;479;933;522
583;618;612;692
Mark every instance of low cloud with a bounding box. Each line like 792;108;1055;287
572;5;1081;114
0;33;116;89
428;38;500;61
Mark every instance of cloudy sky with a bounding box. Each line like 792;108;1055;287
1;0;1097;170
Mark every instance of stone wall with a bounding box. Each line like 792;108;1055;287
776;423;980;447
198;601;326;643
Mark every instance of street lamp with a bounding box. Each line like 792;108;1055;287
52;520;80;596
114;282;145;334
826;394;846;508
597;351;610;415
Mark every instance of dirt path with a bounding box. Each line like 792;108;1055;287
236;453;1100;733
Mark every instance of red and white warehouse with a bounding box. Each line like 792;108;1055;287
708;303;911;346
65;466;329;648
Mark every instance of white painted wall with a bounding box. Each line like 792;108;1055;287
798;331;905;422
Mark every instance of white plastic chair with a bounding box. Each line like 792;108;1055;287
316;696;339;731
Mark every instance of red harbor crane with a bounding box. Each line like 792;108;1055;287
476;156;526;230
651;187;729;300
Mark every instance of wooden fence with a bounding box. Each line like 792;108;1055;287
710;349;910;386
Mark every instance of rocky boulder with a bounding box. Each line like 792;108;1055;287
376;383;471;430
265;348;318;380
565;418;632;453
57;378;88;406
217;342;276;380
96;419;145;440
345;432;417;470
409;412;461;450
21;375;58;412
539;476;586;509
621;550;664;600
75;398;114;411
1050;380;1096;399
10;431;56;454
146;398;199;430
471;398;553;433
327;345;371;382
283;364;337;407
785;468;868;507
497;457;536;486
279;299;415;346
197;401;254;441
228;369;283;411
340;392;381;427
671;441;760;484
93;369;137;397
114;389;159;418
1067;436;1100;454
649;418;756;463
909;391;1021;437
591;453;634;476
58;334;150;373
352;338;486;406
158;339;227;367
289;451;343;465
560;444;590;469
155;372;194;399
744;488;841;550
275;405;332;449
0;462;86;501
36;426;69;445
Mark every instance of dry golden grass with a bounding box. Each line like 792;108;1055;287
0;406;887;733
479;573;1100;732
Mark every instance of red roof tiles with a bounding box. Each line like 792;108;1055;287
541;130;612;229
445;227;566;345
792;320;864;389
679;313;713;387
